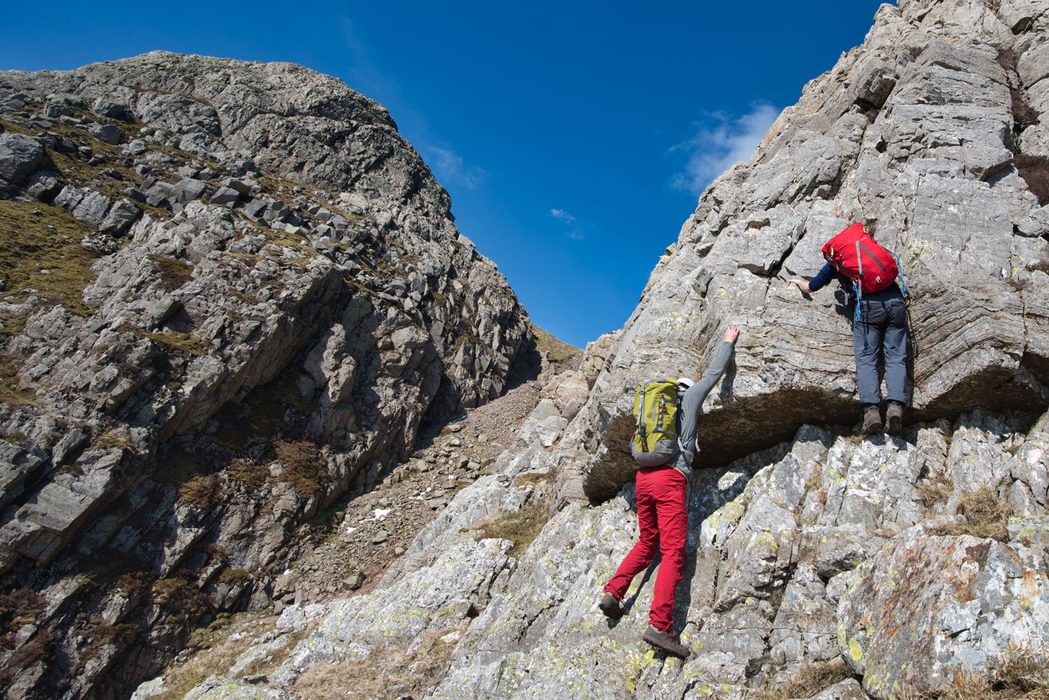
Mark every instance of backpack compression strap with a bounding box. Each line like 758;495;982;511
854;240;864;323
893;253;909;297
636;383;648;452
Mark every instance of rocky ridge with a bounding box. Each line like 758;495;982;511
149;1;1049;699
0;53;536;698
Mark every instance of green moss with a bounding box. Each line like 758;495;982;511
0;200;100;318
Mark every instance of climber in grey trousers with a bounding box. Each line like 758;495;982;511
789;258;909;435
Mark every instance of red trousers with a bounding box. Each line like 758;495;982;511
603;466;688;631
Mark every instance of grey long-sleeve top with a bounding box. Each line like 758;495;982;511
675;340;735;478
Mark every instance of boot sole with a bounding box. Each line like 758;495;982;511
642;632;690;658
598;599;622;619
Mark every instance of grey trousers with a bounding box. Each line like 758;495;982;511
853;297;909;405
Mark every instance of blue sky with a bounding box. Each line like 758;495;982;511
1;1;888;347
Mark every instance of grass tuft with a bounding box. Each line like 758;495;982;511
178;473;221;508
274;438;324;495
0;355;37;405
148;254;195;292
750;658;854;700
929;487;1012;541
0;200;99;318
898;649;1049;699
476;498;548;557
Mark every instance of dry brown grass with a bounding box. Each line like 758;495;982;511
0;588;45;646
475;498;549;557
929;487;1012;541
293;626;461;700
0;200;99;317
147;612;280;700
227;457;268;489
0;355;37;405
748;658;853;699
917;471;953;510
147;254;195;292
532;324;580;364
178;473;221;508
899;652;1049;699
274;438;324;495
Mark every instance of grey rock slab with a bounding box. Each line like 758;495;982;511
99;199;141;236
837;529;1049;698
209;186;240;206
804;678;867;700
0;441;48;509
124;138;147;156
182;677;291;700
171;178;209;206
0;133;44;187
90;123;125;145
271;538;511;686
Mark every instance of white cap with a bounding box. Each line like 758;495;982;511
677;377;694;390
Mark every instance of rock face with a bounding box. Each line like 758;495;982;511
149;1;1049;699
0;53;534;697
562;0;1049;504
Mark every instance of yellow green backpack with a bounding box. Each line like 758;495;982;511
630;379;680;467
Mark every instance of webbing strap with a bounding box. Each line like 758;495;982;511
858;239;889;275
637;383;648;452
854;241;864;323
893;253;909;297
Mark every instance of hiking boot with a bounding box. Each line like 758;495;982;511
598;592;623;619
642;625;690;658
861;405;883;436
886;401;904;436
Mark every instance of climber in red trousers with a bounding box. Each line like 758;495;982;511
598;325;739;658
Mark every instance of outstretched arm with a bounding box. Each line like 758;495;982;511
677;325;739;465
788;261;835;296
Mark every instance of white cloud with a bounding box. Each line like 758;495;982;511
549;208;576;223
428;146;486;190
672;102;780;196
550;208;584;240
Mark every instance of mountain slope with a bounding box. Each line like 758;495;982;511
146;2;1049;699
0;53;535;698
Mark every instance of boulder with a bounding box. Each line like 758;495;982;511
0;133;44;187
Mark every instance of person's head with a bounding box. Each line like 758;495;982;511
863;219;878;237
677;377;694;393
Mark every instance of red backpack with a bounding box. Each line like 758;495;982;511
821;223;898;295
